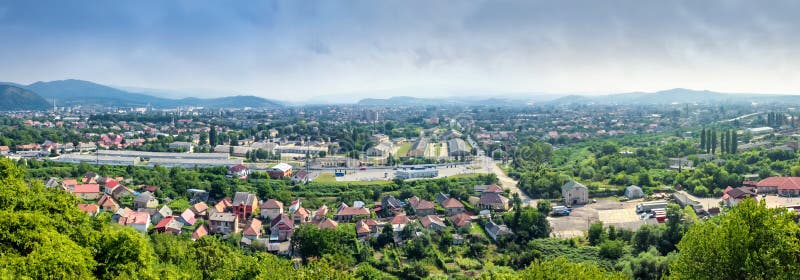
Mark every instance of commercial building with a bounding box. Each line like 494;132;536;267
395;165;438;180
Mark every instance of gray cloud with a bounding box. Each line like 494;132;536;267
1;0;800;100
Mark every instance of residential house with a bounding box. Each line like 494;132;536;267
72;184;101;200
242;218;263;240
366;141;394;156
270;214;294;241
62;179;78;191
97;194;120;212
419;215;446;231
722;186;758;207
293;207;311;224
474;184;503;194
191;202;209;219
192;225;208;241
335;204;371;222
441;197;466;216
390;215;411;232
227;164;250;179
133;191;158;209
485;220;513;242
267;163;293;179
119;211;150;233
153;216;183;234
232;192;259;220
290;170;317;184
178;209;197;226
312;205;329;222
316;218;339;230
260;199;284;221
356;219;380;240
625;185;644;199
111;185;135;200
449;212;472;228
408;196;436;216
478;192;510;211
381;195;405;216
152;205;172;225
0;146;8;155
77;204;100;216
209;212;240;235
561;181;589;206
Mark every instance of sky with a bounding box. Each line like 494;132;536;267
1;0;800;101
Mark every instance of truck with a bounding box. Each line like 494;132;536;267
550;206;571;216
636;200;669;213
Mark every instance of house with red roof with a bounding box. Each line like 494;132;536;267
72;184;100;200
419;215;446;231
316;218;339;230
449;212;473;228
270;214;294;241
179;209;197;226
756;177;800;196
119;211;150;233
722;186;758;207
153;216;183;234
77;204;100;216
192;225;208;241
334;204;371;222
355;219;380;240
242;218;262;240
227;164;250;179
441;197;466;216
408;196;435;216
260;199;284;221
97;194;120;212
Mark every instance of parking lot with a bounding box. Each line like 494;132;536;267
548;199;645;238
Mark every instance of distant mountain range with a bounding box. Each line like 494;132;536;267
0;85;50;110
541;88;800;106
0;79;282;110
357;88;800;107
5;79;800;111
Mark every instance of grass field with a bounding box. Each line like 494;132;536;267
396;142;412;156
315;173;337;183
314;173;393;186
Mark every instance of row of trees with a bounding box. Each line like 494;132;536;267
699;128;737;155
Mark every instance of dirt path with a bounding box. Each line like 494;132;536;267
490;161;537;207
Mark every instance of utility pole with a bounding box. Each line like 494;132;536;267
305;136;310;184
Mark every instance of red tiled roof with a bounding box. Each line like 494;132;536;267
154;216;177;229
229;164;248;172
390;215;411;225
336;206;370;216
485;184;504;193
261;199;283;209
77;204;99;214
757;177;800;190
449;213;472;227
356;219;371;234
317;218;338;229
124;211;150;225
442;197;465;209
243;219;262;236
73;184;100;193
62;179;78;186
193;225;208;240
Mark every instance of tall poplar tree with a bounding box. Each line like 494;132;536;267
700;129;706;150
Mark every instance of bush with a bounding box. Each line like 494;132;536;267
599;240;626;260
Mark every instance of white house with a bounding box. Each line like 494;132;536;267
561;181;589;206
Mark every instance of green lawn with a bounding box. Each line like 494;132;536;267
313;173;392;186
315;173;337;183
396;142;412;156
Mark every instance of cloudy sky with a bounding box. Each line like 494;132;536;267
1;0;799;101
